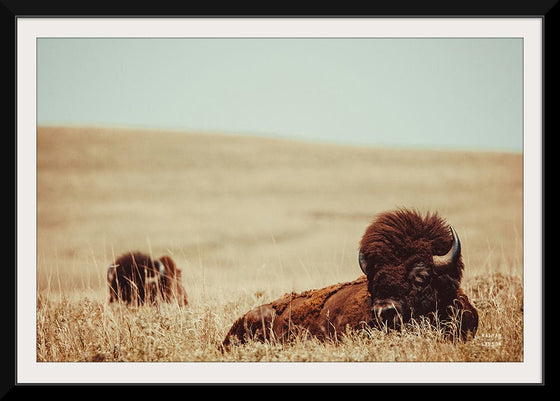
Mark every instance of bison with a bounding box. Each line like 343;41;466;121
107;251;188;306
222;208;478;347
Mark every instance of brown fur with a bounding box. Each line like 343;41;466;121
222;275;370;347
158;255;189;306
360;208;477;338
107;251;188;306
222;208;478;347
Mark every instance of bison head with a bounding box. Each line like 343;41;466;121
108;251;177;305
359;209;475;335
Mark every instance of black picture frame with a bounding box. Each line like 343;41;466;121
7;0;554;393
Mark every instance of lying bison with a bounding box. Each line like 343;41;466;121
222;208;478;346
107;251;188;306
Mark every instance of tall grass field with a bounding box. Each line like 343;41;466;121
32;126;525;375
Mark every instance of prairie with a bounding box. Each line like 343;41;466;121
34;126;524;369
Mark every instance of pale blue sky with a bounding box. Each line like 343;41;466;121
37;38;523;152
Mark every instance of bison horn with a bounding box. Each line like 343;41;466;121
157;260;166;278
107;264;117;281
359;251;367;274
432;226;461;270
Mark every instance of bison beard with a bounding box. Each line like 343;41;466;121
222;208;478;347
107;251;188;306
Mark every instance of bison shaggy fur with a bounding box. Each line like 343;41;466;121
223;275;371;347
107;251;188;306
222;208;478;347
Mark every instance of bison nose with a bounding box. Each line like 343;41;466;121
374;305;398;322
372;302;402;329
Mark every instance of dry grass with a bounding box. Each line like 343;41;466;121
36;272;522;363
34;126;524;366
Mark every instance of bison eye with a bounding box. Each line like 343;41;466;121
408;263;431;286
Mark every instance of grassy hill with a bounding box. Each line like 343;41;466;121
34;125;524;368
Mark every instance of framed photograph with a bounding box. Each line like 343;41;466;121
12;8;549;387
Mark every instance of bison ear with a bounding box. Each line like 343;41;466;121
359;251;367;274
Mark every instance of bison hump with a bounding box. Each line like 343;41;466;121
270;276;369;327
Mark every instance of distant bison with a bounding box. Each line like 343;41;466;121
107;251;188;306
222;208;478;346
